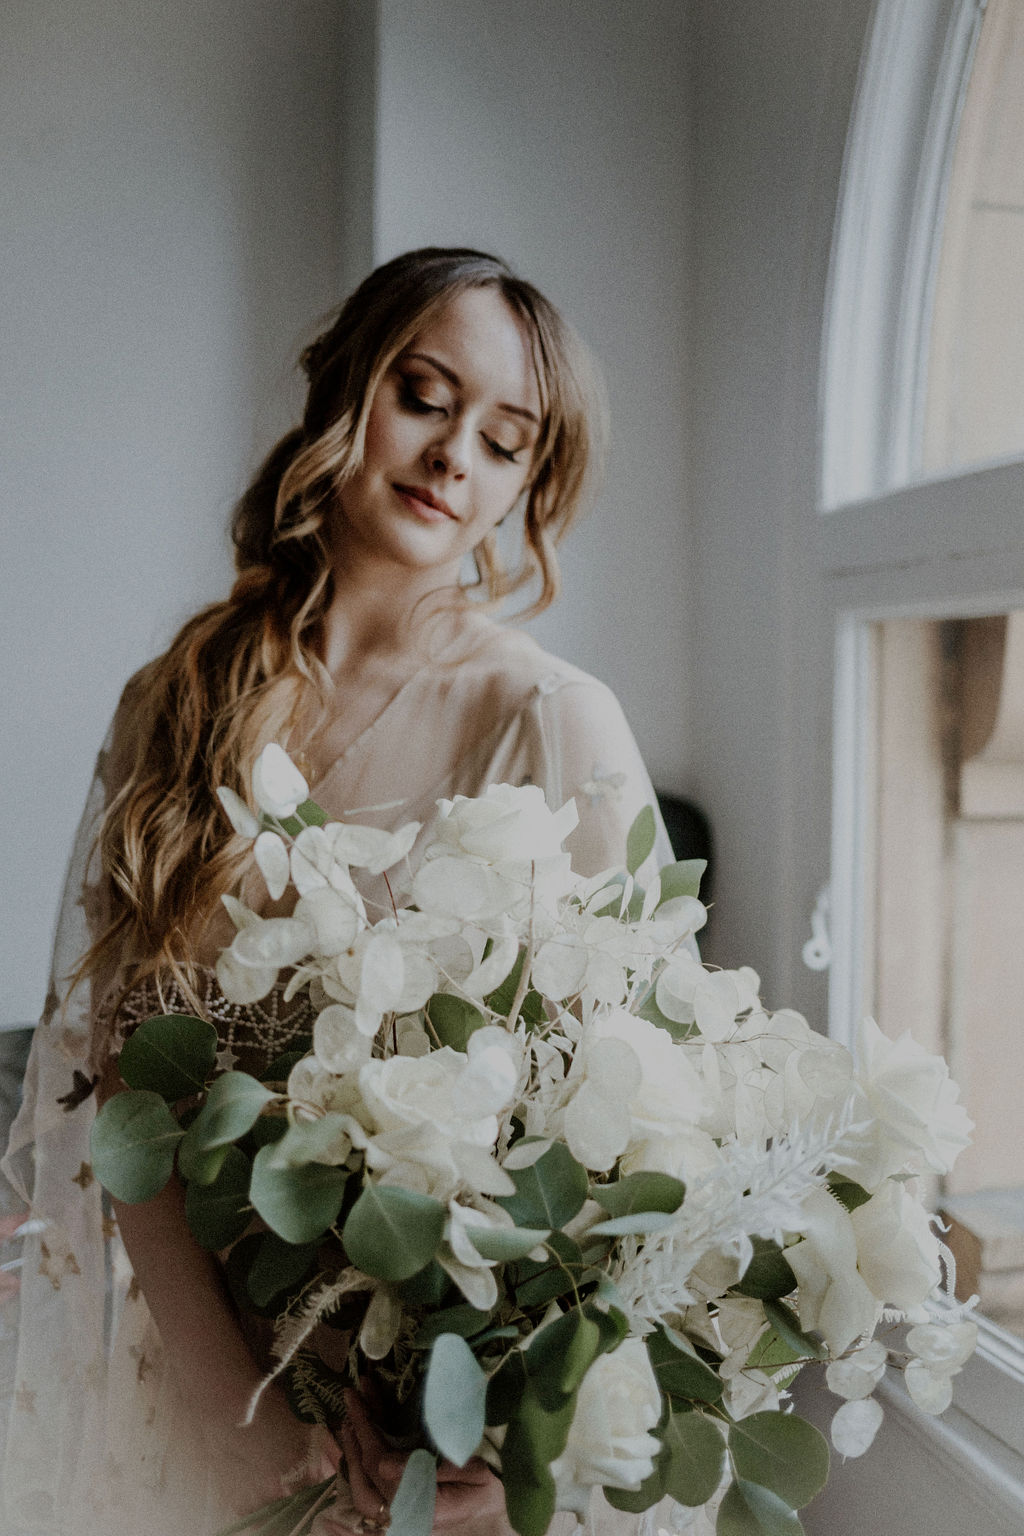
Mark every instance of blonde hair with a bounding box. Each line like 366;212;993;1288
85;247;607;1003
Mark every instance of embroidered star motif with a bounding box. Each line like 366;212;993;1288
72;1162;94;1191
101;1214;118;1241
215;1043;239;1071
126;1275;142;1303
129;1345;156;1383
39;1240;81;1289
15;1383;36;1415
578;767;628;806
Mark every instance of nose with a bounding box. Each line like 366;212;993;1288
424;418;470;479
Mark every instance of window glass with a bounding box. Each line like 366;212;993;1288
924;0;1024;474
870;612;1024;1339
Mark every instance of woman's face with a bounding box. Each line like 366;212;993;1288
333;285;543;579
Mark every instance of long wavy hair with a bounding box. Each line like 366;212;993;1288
83;247;607;1009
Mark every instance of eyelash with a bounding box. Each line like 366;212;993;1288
399;380;521;465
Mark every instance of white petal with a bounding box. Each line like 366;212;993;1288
412;857;514;921
294;887;363;955
359;932;406;1013
252;743;309;818
564;1083;631;1172
215;949;277;1004
532;937;589;1001
360;1286;403;1360
462;931;521;1000
905;1360;954;1415
313;1004;372;1075
831;1398;884;1457
438;1252;499;1311
217;785;260;839
233;917;311;969
254;831;291;901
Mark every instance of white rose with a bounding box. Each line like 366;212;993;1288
589;1009;705;1147
252;743;309;819
845;1017;973;1187
358;1048;501;1148
550;1339;662;1516
850;1181;941;1311
429;783;578;865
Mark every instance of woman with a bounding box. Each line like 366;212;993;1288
3;249;671;1535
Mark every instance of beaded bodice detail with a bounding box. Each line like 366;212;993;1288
111;967;318;1076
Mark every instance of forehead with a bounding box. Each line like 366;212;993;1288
405;286;543;418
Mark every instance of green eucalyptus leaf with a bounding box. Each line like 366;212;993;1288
342;1184;445;1282
503;1389;574;1535
626;806;657;875
523;1309;601;1410
497;1142;587;1230
635;991;698;1040
513;1231;586;1309
733;1238;797;1301
396;1260;449;1307
247;1232;320;1309
486;1348;528;1426
485;952;546;1028
275;798;329;835
179;1072;277;1185
646;1327;723;1404
117;1014;218;1101
716;1479;804;1536
426;994;488;1050
744;1328;804;1373
423;1334;488;1467
91;1090;183;1203
260;1047;313;1084
592;1172;686;1219
583;1300;629;1357
657;859;707;904
827;1174;873;1212
388;1447;437;1536
727;1412;829;1509
762;1301;827;1362
250;1143;348;1244
602;1454;668;1513
467;1226;550;1262
184;1146;253;1250
413;1303;494;1349
588;1211;677;1237
661;1410;726;1506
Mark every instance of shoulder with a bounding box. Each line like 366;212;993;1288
452;616;621;719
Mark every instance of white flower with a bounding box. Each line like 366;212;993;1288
783;1189;881;1355
850;1181;941;1311
844;1017;973;1188
589;1009;705;1150
429;783;578;865
562;1036;642;1171
904;1320;977;1415
252;743;309;819
550;1339;662;1516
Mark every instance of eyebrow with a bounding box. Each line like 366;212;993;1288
404;351;541;427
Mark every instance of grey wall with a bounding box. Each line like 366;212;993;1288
373;0;695;799
1;0;359;1025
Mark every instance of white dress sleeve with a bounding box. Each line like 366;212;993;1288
511;673;674;881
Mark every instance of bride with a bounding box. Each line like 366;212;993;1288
2;248;672;1535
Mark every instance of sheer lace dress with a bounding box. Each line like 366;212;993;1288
1;618;674;1536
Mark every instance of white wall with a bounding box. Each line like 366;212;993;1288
0;0;364;1025
372;0;694;798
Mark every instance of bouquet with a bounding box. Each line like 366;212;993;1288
91;744;978;1536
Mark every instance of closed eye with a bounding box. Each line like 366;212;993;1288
399;380;445;415
486;438;521;464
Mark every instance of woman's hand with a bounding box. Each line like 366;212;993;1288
314;1389;507;1534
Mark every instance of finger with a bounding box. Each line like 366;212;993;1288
436;1456;492;1484
339;1419;389;1518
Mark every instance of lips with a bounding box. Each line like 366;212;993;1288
393;483;458;522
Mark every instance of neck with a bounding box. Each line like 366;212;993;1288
320;540;469;675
